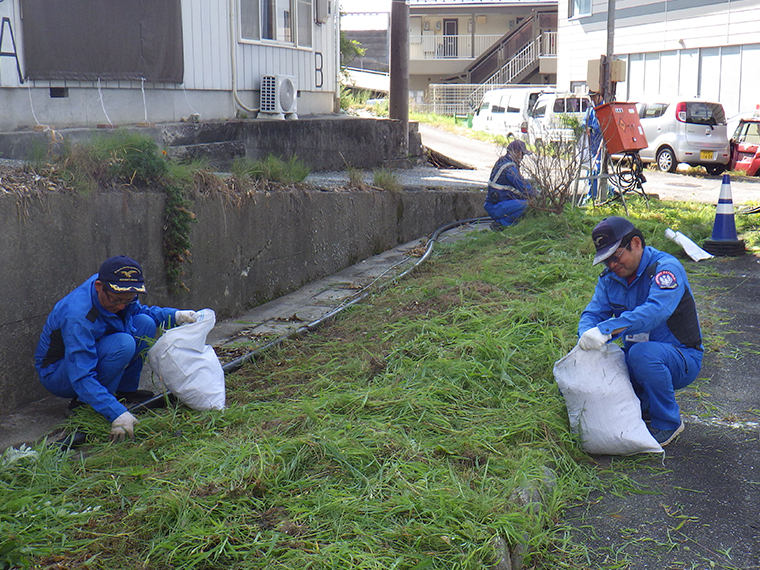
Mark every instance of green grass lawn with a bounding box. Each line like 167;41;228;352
2;199;757;570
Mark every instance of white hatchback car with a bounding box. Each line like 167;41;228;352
636;99;730;175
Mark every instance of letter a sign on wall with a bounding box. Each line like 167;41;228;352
0;17;24;84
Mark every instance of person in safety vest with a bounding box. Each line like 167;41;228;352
578;217;703;446
35;256;198;442
483;139;536;231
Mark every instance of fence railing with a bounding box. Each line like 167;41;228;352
482;32;557;88
409;34;503;60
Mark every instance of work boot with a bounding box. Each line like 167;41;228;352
648;419;685;446
490;221;506;232
64;397;87;418
116;389;155;404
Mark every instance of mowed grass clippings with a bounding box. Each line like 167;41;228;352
2;199;755;570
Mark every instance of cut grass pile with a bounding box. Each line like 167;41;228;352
2;199;756;570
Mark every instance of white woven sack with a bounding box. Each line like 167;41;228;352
553;344;662;455
147;308;225;411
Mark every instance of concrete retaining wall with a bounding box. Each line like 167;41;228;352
0;117;423;172
0;187;485;413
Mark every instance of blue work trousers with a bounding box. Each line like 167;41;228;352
40;314;156;399
626;342;702;431
484;199;528;227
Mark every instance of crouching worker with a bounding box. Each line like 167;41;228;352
484;139;536;231
577;217;703;446
35;256;199;442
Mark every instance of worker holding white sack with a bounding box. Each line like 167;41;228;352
35;255;199;443
577;217;704;446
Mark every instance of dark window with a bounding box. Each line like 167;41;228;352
685;102;726;126
642;103;668;119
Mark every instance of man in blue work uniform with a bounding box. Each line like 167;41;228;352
578;217;703;446
484;139;536;231
35;256;198;442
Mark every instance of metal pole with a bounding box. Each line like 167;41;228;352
389;0;409;151
602;0;616;103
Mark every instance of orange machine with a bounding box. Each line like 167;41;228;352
594;102;648;155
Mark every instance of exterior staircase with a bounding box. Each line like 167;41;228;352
442;10;557;86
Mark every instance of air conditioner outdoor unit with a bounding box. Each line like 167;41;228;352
260;74;298;119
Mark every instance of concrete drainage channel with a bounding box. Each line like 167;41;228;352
218;217;490;372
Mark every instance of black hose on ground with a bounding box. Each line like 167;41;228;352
222;217;492;373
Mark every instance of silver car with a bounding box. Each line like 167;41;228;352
637;99;730;175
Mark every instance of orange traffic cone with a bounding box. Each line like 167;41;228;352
703;174;745;256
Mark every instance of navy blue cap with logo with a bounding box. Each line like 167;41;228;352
98;255;146;293
591;216;636;265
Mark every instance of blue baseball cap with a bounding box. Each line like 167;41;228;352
98;255;146;293
591;217;636;265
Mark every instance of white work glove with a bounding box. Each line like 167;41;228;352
109;411;139;443
175;310;198;324
578;327;612;351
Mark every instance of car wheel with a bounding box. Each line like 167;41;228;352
656;147;677;172
705;164;726;176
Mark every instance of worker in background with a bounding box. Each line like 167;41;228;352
577;216;703;446
483;139;536;231
35;256;198;442
581;91;604;200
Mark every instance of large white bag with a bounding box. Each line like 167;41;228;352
553;344;662;455
147;309;225;411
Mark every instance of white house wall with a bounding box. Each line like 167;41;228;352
0;0;339;131
557;0;760;117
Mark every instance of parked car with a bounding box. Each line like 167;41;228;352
636;99;730;175
728;110;758;140
471;86;553;139
730;116;760;176
523;92;591;146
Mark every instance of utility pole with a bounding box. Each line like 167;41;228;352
601;0;616;103
389;0;409;151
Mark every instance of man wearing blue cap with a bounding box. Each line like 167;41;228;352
578;217;703;446
35;256;198;443
484;139;537;231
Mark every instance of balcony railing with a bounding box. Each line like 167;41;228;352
409;34;503;60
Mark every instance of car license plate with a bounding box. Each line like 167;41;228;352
700;150;714;160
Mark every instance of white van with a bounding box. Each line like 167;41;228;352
472;86;554;139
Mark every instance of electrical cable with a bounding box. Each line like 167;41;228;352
140;77;150;124
97;78;114;127
26;80;42;128
228;0;260;115
609;151;646;194
222;216;492;373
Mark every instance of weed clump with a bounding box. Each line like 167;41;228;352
232;154;310;188
372;167;401;192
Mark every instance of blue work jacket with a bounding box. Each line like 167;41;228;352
578;246;703;352
484;155;535;204
35;274;177;421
